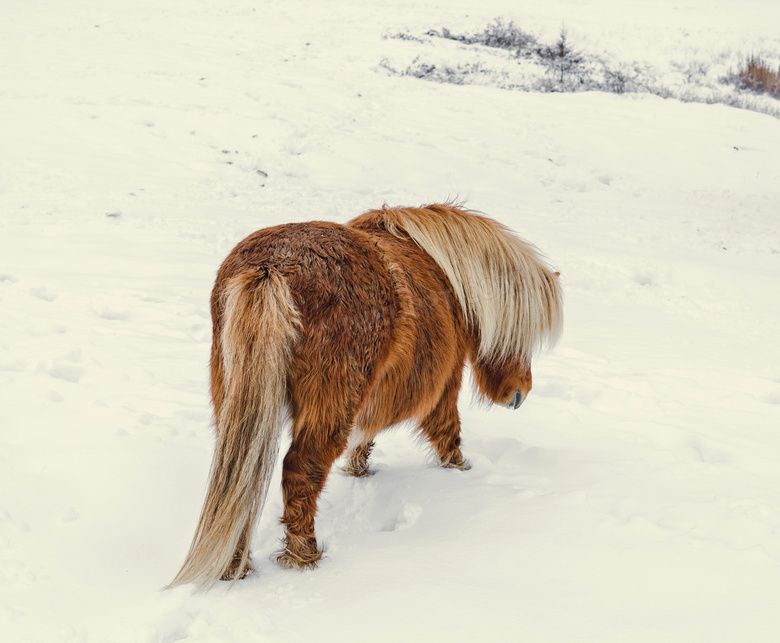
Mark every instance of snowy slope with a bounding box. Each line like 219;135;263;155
1;1;780;642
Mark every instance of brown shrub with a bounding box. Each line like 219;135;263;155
737;57;780;98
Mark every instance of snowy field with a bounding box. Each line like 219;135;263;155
2;0;780;641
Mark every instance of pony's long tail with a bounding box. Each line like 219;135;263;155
168;270;300;590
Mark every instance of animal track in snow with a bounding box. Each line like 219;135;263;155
96;307;132;321
43;349;84;383
46;363;83;383
379;501;422;532
29;286;57;302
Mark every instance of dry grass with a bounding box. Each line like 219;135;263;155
428;18;537;53
736;57;780;98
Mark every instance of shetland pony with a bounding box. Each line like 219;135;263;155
168;204;562;589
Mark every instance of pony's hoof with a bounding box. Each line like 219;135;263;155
275;533;323;570
220;558;255;582
341;463;373;478
275;549;321;571
440;452;471;471
442;461;471;471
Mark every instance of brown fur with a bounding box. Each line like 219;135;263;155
168;204;562;590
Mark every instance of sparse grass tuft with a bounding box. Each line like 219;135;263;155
477;18;538;52
385;30;425;43
380;57;491;86
735;56;780;98
428;18;537;53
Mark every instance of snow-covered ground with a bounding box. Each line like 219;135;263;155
2;1;780;641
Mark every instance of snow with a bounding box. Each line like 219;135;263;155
1;0;780;641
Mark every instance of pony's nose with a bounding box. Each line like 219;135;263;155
512;390;524;410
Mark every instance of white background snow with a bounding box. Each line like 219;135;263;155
2;0;779;641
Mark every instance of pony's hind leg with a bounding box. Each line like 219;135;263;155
419;371;471;471
277;420;350;570
341;426;375;478
220;527;254;581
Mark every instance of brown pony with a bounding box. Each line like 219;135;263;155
168;204;562;589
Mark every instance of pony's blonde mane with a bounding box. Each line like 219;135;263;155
379;204;563;361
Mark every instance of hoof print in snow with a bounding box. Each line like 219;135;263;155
97;308;131;321
380;502;422;532
62;507;80;523
632;268;658;287
47;363;83;383
30;286;57;302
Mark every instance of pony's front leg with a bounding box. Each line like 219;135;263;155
419;372;471;471
277;426;348;569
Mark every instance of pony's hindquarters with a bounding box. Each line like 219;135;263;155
168;270;300;590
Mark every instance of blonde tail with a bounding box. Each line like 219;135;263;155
168;270;300;590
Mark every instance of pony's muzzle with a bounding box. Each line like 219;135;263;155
511;390;524;410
